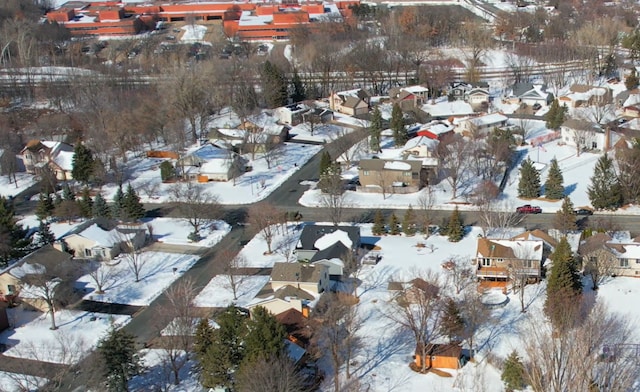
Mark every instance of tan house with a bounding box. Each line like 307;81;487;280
20;140;74;180
178;143;247;182
0;245;76;312
389;85;429;110
578;232;640;277
455;113;508;137
402;136;439;168
465;87;490;108
559;84;612;108
54;218;146;261
474;238;544;284
270;262;329;297
247;297;307;319
415;343;463;370
358;159;427;194
329;89;370;116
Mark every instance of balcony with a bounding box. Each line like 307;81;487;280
476;265;509;278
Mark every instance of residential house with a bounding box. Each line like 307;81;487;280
622;104;640;118
329;89;370;116
389;85;429;110
448;82;474;101
402;136;439;168
510;229;558;258
578;232;640;277
615;89;640;108
415;120;455;141
177;143;246;182
358;159;427;194
454;113;508;137
270;262;329;297
274;103;311;126
415;343;463;370
277;308;311;347
465;87;490;108
473;238;544;284
509;83;553;108
0;245;76;311
20;140;74;180
54;218;146;260
247;297;308;319
242;112;290;144
560;118;609;152
302;107;333;125
295;224;361;263
559;84;612;108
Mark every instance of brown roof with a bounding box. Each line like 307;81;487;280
510;229;558;248
569;84;595;94
578;232;613;255
417;343;462;358
562;118;601;132
476;238;515;259
274;285;315;301
342;96;365;109
409;278;439;298
358;159;422;172
271;262;325;283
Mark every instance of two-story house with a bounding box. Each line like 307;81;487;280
358;159;427;194
474;238;544;285
454;113;509;137
295;224;361;263
270;262;329;297
329;89;370;116
20;140;74;180
578;232;640;277
389;85;429;110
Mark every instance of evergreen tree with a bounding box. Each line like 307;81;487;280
388;213;400;235
37;220;55;246
625;70;639;91
243;306;286;363
545;99;565;130
372;210;385;235
440;298;465;343
544;158;564;200
97;328;141;392
553;196;577;234
122;184;145;222
0;197;30;266
402;205;416;236
261;60;288;108
390;103;407;146
111;186;125;220
588;154;623;210
159;161;175;182
319;150;333;177
71;142;95;184
518;158;541;199
62;183;75;201
369;106;383;153
544;237;582;331
194;318;215;358
78;187;93;218
53;193;62;207
289;69;306;103
35;192;55;221
501;350;526;392
446;206;464;242
93;193;110;219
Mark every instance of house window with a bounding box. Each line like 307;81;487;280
84;248;92;257
363;170;370;176
404;172;411;177
481;258;491;267
620;259;629;268
592;141;597;149
7;285;15;294
496;258;504;263
523;259;533;268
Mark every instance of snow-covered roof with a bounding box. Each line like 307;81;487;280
190;144;228;161
9;262;46;279
423;122;454;135
76;223;134;248
200;159;230;174
383;161;412;171
314;229;353;251
404;136;439;150
52;150;74;171
421;101;474;117
467;113;508;127
623;94;640;107
402;85;429;94
477;239;544;260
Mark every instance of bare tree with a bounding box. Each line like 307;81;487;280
247;202;281;254
457;19;494;83
216;249;247;301
84;260;119;294
477;201;524;238
437;134;471;199
170;182;221;241
442;255;473;295
121;237;147;283
319;173;346;227
383;271;443;373
262;139;284;170
416;186;435;238
458;284;490;358
583;255;617;290
235;355;310;392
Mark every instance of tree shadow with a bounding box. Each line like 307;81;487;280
564;182;577;197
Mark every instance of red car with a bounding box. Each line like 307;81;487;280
516;204;542;214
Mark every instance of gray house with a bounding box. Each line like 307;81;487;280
295;225;361;263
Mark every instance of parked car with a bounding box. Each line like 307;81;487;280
516;204;542;214
574;208;593;216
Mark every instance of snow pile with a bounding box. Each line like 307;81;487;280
314;230;353;250
181;25;207;42
383;161;411;171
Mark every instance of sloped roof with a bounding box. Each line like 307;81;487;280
358;159;422;172
467;113;508;127
404;136;439;151
476;238;543;260
310;241;349;263
511;229;558;249
274;285;315;301
52;150;74;171
297;224;360;251
271;262;326;283
7;245;72;279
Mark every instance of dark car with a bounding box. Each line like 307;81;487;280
516;204;542;214
574;208;593;216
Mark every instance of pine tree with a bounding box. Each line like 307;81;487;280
446;206;464;242
518;158;541;199
440;298;465;343
261;60;288;108
122;184;145;222
588;154;622;210
194;318;215;358
544;237;582;331
369;106;383;153
402;205;416;236
35;192;55;221
62;183;75;201
501;350;526;392
289;69;306;103
159;161;175;182
0;197;30;266
71;142;95;185
97;328;141;392
545;99;565;130
544;158;564;200
37;220;55;246
111;186;125;220
53;193;62;207
319;150;333;177
372;210;385;235
388;213;400;235
390;103;407;146
553;196;577;234
243;306;286;362
78;187;93;218
625;70;639;90
93;193;110;219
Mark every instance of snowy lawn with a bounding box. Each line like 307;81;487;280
289;122;355;143
0;173;37;199
236;223;302;267
0;309;129;365
193;275;270;308
18;215;84;239
129;349;203;392
99;143;321;205
75;251;199;306
181;25;207;42
0;371;47;392
143;218;231;247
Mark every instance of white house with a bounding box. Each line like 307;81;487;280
178;143;246;182
560;118;609;152
455;113;508;136
270;262;329;297
55;219;146;260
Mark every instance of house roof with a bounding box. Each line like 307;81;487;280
51;150;74;171
335;88;370;101
342;95;366;109
418;343;462;358
466;113;508;127
358;159;422;172
63;218;142;248
7;245;72;279
189;143;229;161
404;136;439;151
562;118;602;132
510;229;558;249
578;232;615;255
466;87;489;96
297;224;360;251
476;238;543;260
274;285;315;301
402;85;429;94
310;241;349;263
271;262;326;283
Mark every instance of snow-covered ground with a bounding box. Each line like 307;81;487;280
0;309;129;365
181;25;207;43
193;275;270;308
143;218;231;247
0;371;47;392
236;223;301;267
75;251;199;306
129;349;203;392
0;174;36;199
18;215;84;239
